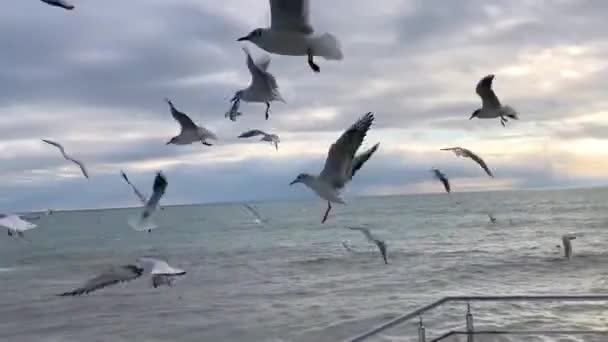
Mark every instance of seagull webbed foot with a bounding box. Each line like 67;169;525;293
202;141;213;146
307;49;320;73
265;102;271;120
321;201;332;223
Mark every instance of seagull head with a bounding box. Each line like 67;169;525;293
237;29;264;43
469;109;481;120
290;173;310;186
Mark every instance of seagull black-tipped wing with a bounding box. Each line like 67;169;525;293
166;99;198;132
374;240;388;264
270;0;313;34
320;112;375;189
432;169;451;193
475;74;501;109
40;0;74;10
120;171;147;204
239;130;267;138
441;147;493;177
141;172;168;220
58;265;144;296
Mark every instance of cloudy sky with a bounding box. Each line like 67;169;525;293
1;0;608;211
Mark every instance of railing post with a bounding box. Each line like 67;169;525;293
418;316;425;342
466;303;474;342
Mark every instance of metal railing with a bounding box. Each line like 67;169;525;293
347;295;608;342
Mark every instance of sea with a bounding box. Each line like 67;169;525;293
2;187;608;342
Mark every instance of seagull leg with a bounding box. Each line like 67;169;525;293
500;116;507;127
321;201;332;223
307;49;320;73
7;229;12;237
265;102;271;120
17;231;24;238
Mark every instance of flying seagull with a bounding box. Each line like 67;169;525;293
165;99;217;146
562;233;584;259
348;227;388;264
242;204;264;224
120;171;147;205
290;112;379;223
238;129;280;150
238;0;343;73
488;214;497;223
470;74;519;127
129;172;167;232
232;47;284;120
431;168;450;193
58;258;186;296
42;139;89;178
0;215;37;238
441;147;493;177
40;0;74;10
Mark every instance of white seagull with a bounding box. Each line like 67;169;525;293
349;227;388;264
562;233;584;259
42;139;89;179
129;172;167;232
441;147;493;177
165;98;217;146
0;214;37;238
40;0;74;10
290;112;379;223
470;74;519;127
120;170;147;205
237;0;343;73
238;129;280;150
58;257;186;296
232;47;284;120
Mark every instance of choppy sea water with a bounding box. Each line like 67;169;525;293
2;188;608;342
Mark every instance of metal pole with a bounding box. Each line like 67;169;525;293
466;303;474;342
418;316;426;342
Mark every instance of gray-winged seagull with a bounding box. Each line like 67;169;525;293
469;74;519;127
42;139;89;178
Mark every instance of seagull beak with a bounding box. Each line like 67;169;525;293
237;35;250;42
165;141;172;145
289;179;298;186
469;114;475;120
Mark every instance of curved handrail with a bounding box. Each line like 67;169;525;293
347;294;608;342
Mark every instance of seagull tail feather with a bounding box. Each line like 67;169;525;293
503;106;519;120
315;33;343;60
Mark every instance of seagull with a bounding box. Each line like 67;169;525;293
348;227;388;264
290;112;379;223
0;215;37;238
120;171;147;205
40;0;74;10
431;168;450;193
225;97;243;122
242;204;264;224
164;98;217;146
237;0;343;73
42;139;89;179
238;129;280;150
562;233;584;259
488;214;497;223
341;240;355;252
58;258;186;296
440;147;493;177
129;172;167;232
232;47;284;120
470;74;519;127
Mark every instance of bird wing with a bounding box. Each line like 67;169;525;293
137;258;186;276
66;156;89;178
41;0;75;10
374;240;388;264
351;143;380;178
441;147;493;177
320;113;374;188
349;226;375;243
243;48;279;94
239;129;267;138
58;265;144;296
0;215;37;232
42;139;68;158
475;74;501;109
242;204;264;223
433;169;451;193
120;171;147;204
270;0;313;34
141;172;168;220
166;99;198;132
